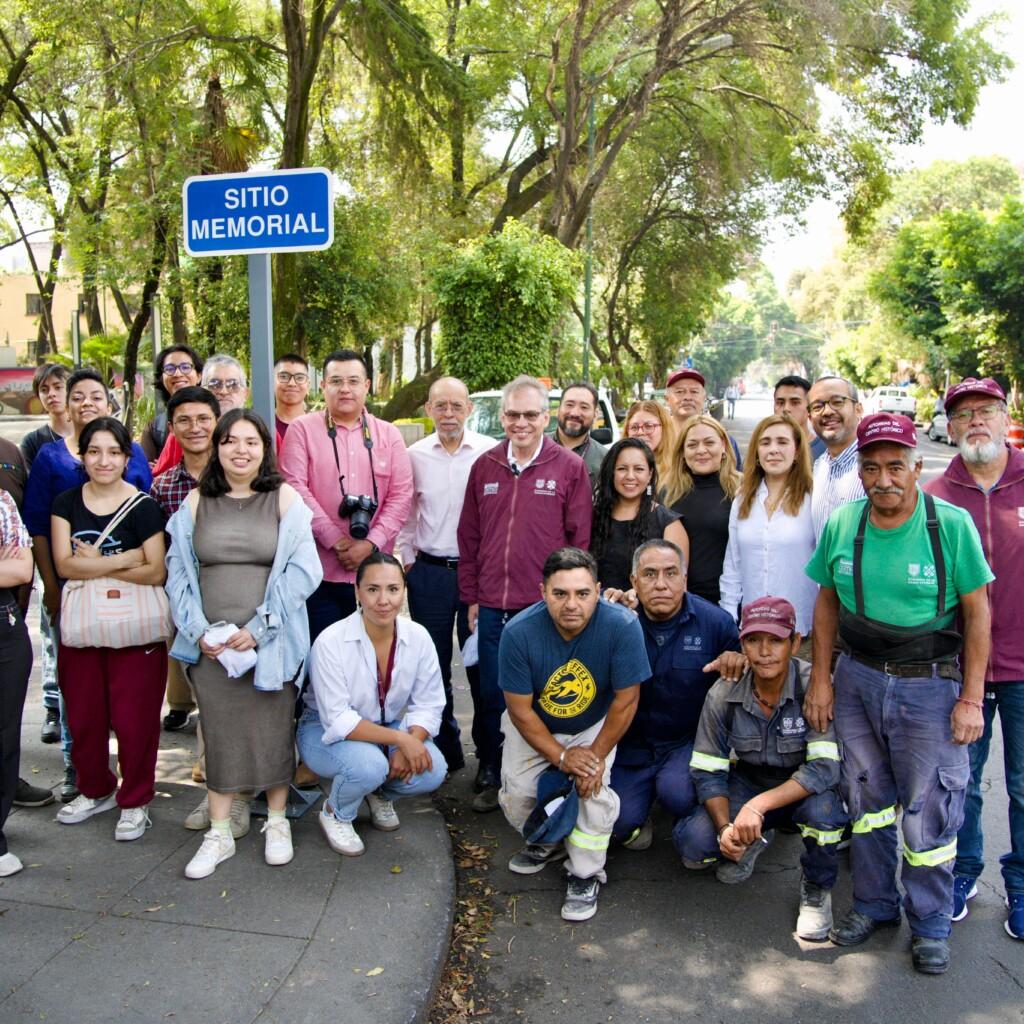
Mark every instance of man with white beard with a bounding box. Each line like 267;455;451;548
925;377;1024;942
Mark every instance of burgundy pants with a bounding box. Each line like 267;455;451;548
58;642;167;808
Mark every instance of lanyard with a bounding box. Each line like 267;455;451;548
376;630;399;725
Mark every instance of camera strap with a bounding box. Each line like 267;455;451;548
326;412;379;505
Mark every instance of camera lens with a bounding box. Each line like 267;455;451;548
349;509;371;540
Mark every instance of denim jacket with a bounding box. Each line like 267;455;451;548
165;494;323;691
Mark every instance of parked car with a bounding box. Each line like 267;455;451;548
864;385;917;417
927;410;955;445
466;386;621;444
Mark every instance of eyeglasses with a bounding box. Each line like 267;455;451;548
325;376;366;389
207;379;243;393
429;401;468;413
503;410;543;422
628;422;660;435
276;371;309;384
172;414;216;429
948;403;1003;424
808;396;853;415
162;361;194;376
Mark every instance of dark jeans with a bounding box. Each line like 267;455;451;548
955;682;1024;893
611;741;698;840
306;580;358;647
0;605;33;856
406;557;474;770
477;606;528;775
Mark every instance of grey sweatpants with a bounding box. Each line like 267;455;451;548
498;711;619;881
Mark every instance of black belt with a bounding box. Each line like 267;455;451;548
848;652;961;681
418;551;459;570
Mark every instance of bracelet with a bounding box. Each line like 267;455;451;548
558;748;567;769
746;806;765;821
717;823;732;839
957;697;984;710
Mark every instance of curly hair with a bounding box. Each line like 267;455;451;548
589;438;658;565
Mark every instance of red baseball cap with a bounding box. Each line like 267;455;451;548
666;369;705;389
739;596;797;640
944;376;1005;412
857;412;917;450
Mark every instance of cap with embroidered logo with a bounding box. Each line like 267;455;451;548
739;596;797;640
857;412;917;450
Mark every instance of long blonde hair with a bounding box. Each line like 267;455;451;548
737;414;813;519
622;400;675;486
662;414;740;506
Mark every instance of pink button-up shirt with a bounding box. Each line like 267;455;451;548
278;410;413;583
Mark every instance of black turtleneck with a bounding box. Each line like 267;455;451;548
670;473;731;604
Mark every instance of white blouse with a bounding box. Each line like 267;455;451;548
719;482;819;635
305;612;445;745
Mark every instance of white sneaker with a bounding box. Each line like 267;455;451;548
365;790;400;831
184;828;236;879
262;816;294;866
0;851;23;876
57;791;118;825
183;796;210;831
115;806;152;842
318;806;364;856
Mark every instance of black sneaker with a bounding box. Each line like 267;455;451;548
14;778;55;807
508;843;569;875
40;707;60;744
60;765;80;803
162;709;191;732
561;874;600;922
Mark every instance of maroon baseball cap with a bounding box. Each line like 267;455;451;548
739;597;797;640
857;412;917;450
666;368;705;389
944;376;1005;412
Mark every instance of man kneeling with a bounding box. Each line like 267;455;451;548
674;597;847;940
498;548;648;922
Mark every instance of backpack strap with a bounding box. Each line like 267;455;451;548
923;492;947;618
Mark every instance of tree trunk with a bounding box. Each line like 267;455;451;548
380;365;444;420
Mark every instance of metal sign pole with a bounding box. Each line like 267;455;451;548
247;252;276;447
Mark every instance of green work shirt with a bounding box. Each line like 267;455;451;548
805;491;993;629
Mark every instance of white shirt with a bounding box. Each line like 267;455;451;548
508;438;544;475
396;429;493;561
305;613;446;745
811;441;865;540
719;482;819;635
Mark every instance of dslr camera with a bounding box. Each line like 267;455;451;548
339;494;378;540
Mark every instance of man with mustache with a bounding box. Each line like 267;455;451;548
924;378;1024;941
804;413;993;974
553;382;608;489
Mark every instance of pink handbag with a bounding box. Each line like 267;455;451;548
59;492;173;649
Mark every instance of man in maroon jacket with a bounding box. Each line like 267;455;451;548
924;376;1024;940
458;375;593;812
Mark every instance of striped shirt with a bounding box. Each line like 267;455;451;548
811;441;865;540
0;489;30;548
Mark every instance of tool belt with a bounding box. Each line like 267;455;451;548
837;492;963;666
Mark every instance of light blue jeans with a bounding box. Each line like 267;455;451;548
297;710;447;822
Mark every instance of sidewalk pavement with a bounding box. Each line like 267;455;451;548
1;613;455;1024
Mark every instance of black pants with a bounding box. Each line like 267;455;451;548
406;557;475;770
0;604;33;856
306;580;358;647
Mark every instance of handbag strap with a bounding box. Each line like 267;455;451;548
93;491;148;549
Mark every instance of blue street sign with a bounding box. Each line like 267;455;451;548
182;168;334;257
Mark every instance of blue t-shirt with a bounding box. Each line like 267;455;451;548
499;599;650;735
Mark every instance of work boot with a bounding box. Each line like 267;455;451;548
60;765;79;803
623;817;654;852
716;830;775;884
829;908;900;946
796;876;833;941
911;935;950;975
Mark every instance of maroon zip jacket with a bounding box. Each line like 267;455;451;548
457;436;593;610
924;444;1024;682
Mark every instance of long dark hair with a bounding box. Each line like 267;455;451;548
78;416;132;459
590;437;658;562
200;409;282;497
154;344;204;400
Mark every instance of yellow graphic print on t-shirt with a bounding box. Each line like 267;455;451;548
538;659;597;720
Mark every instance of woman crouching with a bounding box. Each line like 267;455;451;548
298;552;448;856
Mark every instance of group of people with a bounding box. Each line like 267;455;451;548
0;352;1020;980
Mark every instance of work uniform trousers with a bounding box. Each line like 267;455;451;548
406;557;473;770
672;773;846;888
499;711;619;882
833;654;969;939
0;604;32;856
610;740;698;841
58;642;168;809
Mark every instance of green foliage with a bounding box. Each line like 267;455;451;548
434;220;580;391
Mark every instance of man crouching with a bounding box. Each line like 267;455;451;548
498;547;648;922
674;596;847;940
